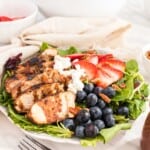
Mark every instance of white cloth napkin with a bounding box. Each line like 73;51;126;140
20;16;131;49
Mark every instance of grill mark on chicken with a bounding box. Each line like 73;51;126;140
27;91;76;124
14;83;65;112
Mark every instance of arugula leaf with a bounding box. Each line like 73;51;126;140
128;99;146;120
125;59;138;74
100;123;131;143
58;46;81;56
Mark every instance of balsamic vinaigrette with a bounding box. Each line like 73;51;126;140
141;112;150;150
146;51;150;60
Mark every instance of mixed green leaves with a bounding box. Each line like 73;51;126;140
0;46;149;147
112;59;150;119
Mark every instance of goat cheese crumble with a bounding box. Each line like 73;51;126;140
54;55;85;93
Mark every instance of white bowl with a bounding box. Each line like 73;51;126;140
0;0;38;44
36;0;126;17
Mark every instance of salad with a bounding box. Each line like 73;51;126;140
0;43;149;146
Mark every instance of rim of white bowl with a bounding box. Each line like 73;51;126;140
0;0;38;24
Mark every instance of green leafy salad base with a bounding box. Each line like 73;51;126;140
0;44;149;146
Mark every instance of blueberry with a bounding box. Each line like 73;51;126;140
76;91;87;103
104;114;115;128
75;109;90;125
97;99;106;109
82;119;92;126
86;93;98;107
85;123;99;138
102;107;113;116
93;86;103;96
62;118;75;131
90;106;102;120
83;83;94;93
102;87;116;98
118;106;129;117
75;125;85;138
94;119;105;131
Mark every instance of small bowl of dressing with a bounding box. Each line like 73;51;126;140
140;44;150;81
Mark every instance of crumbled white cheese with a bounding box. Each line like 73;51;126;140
53;56;85;93
54;55;72;73
68;65;85;93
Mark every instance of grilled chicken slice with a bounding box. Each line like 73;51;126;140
5;52;55;93
28;91;76;124
6;68;69;98
14;83;64;112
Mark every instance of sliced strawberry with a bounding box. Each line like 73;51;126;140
94;68;113;88
104;59;125;72
74;60;97;80
66;54;85;60
101;64;123;83
87;55;99;65
98;54;114;62
0;16;12;22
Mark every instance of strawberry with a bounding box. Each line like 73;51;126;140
104;59;125;72
94;63;124;88
101;64;123;83
0;16;12;22
98;54;114;62
87;55;99;65
94;69;113;88
74;60;97;80
66;54;85;60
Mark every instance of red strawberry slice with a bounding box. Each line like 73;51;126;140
74;60;97;80
98;54;114;62
88;55;99;65
104;59;125;72
95;64;124;88
95;69;113;88
101;64;123;82
66;54;85;60
0;16;12;22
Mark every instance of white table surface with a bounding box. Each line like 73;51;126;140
0;1;150;150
